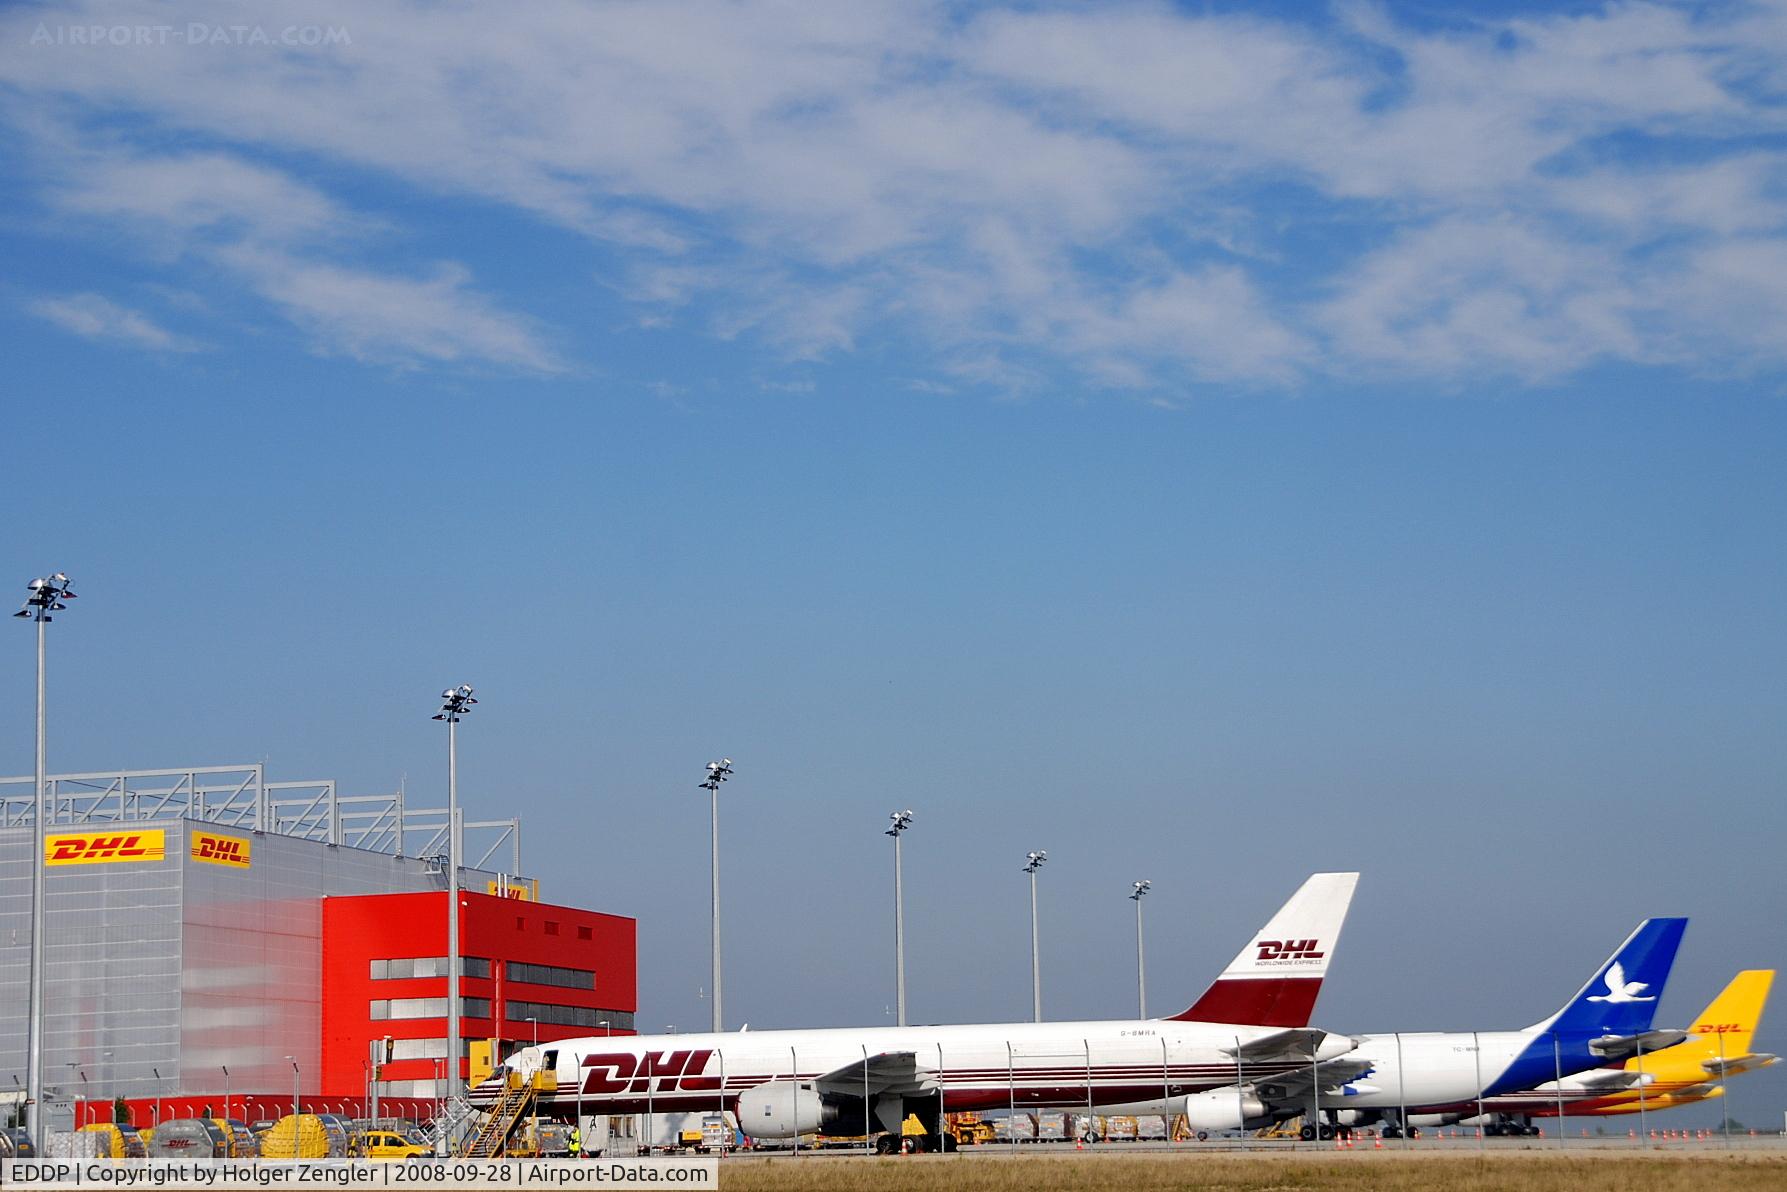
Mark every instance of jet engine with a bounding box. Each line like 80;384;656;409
733;1081;870;1139
1178;1088;1267;1132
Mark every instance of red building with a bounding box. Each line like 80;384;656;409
322;890;637;1100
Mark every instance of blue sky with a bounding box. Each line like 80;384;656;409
4;0;1787;1125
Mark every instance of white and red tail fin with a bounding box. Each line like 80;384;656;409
1167;872;1359;1027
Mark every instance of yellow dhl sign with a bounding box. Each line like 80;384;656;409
45;829;166;866
191;830;252;868
487;878;539;901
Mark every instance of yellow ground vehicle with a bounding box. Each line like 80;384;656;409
360;1129;428;1160
945;1113;997;1146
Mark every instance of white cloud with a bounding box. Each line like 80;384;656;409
2;0;1784;388
31;292;199;352
219;248;561;372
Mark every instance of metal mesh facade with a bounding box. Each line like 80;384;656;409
0;820;500;1106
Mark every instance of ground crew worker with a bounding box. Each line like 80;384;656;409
569;1127;581;1156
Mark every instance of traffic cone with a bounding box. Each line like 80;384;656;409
1373;1134;1383;1149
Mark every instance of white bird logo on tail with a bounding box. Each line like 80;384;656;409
1587;961;1655;1004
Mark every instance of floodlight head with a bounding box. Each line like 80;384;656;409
27;578;45;590
50;573;67;584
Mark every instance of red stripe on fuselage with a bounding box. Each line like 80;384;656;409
1168;977;1323;1027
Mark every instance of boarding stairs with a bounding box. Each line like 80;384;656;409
460;1063;557;1157
422;1094;478;1155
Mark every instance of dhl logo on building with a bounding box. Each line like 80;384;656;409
487;878;539;901
45;829;166;866
191;831;252;869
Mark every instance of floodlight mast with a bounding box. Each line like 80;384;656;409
432;684;476;1103
886;810;914;1027
1129;880;1152;1018
15;573;76;1144
1023;850;1047;1023
699;759;733;1033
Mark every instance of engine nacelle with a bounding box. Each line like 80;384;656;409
1179;1088;1267;1132
735;1080;824;1138
1408;1113;1462;1128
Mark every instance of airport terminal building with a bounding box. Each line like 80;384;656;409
0;765;635;1127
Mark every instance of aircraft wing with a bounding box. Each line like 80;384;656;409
1589;1029;1687;1058
1223;1029;1353;1064
1244;1058;1380;1108
812;1051;935;1098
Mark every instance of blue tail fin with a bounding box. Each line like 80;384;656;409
1530;917;1688;1037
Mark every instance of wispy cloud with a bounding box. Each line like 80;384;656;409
3;0;1785;389
30;292;200;352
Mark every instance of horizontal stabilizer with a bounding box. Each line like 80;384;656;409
1703;1052;1779;1078
1223;1027;1354;1064
1572;1069;1648;1091
1590;1029;1686;1058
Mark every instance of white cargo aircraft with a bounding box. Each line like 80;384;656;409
1168;917;1690;1140
472;871;1360;1151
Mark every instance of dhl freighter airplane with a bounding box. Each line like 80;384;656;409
1421;968;1775;1134
470;873;1361;1152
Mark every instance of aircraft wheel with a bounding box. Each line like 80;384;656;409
1299;1125;1316;1142
875;1136;898;1156
1407;1127;1420;1139
1317;1125;1334;1141
1382;1126;1401;1140
1195;1131;1208;1142
939;1134;957;1152
900;1136;921;1155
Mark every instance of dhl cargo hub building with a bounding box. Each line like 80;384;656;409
0;766;635;1128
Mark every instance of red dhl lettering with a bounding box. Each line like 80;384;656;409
1256;938;1324;961
190;832;251;867
1694;1023;1743;1034
581;1049;716;1095
47;834;155;862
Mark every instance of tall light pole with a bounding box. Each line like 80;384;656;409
1129;881;1152;1019
433;685;476;1096
886;810;914;1027
699;759;732;1033
1023;851;1047;1023
15;573;75;1144
285;1056;299;1140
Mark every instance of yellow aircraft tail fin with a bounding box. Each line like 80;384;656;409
1639;970;1776;1079
1688;969;1774;1059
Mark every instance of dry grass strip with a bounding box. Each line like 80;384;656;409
712;1152;1787;1192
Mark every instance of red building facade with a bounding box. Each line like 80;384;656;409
321;890;637;1099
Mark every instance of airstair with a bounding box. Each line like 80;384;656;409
459;1066;556;1158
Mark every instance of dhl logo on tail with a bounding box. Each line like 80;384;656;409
1256;938;1324;962
45;830;166;866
